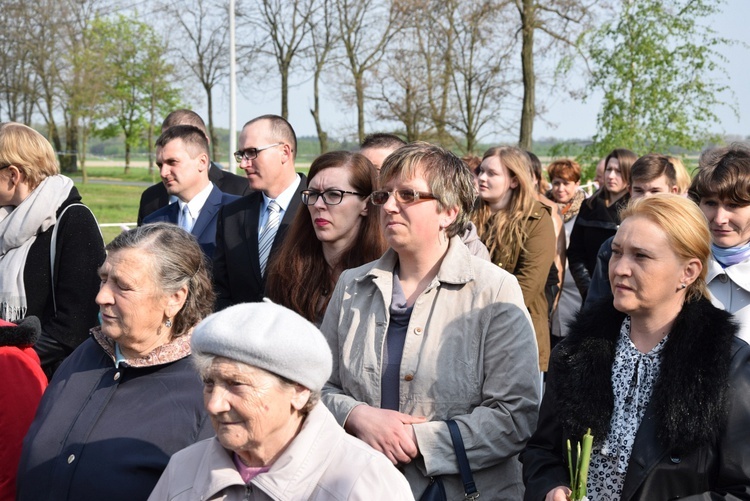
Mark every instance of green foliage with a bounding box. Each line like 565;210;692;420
88;14;180;167
583;0;733;161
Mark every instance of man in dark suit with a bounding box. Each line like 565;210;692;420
143;125;239;258
137;109;249;224
213;115;306;309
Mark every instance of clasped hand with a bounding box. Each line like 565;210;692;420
345;405;427;465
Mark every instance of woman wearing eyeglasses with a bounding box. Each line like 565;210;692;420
472;146;556;373
320;142;540;500
265;151;386;325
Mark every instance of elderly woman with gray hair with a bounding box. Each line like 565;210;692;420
17;224;214;501
149;301;414;500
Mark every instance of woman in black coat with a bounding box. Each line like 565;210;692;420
567;148;636;302
0;123;105;379
521;194;750;501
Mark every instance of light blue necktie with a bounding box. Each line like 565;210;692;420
258;200;281;276
180;204;194;233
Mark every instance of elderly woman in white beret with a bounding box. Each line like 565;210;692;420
149;301;414;501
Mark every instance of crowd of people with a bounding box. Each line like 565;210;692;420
1;111;749;500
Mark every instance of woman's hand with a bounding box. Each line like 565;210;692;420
545;486;571;501
344;405;427;465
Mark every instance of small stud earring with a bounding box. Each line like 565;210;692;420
165;319;173;328
680;283;687;290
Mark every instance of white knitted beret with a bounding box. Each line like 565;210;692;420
191;300;333;392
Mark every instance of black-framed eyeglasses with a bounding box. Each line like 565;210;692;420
370;189;437;206
301;189;364;206
233;142;283;163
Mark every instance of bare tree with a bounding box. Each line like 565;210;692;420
242;0;317;120
0;1;38;124
334;0;403;144
163;0;230;163
308;0;338;153
448;0;516;154
514;0;593;150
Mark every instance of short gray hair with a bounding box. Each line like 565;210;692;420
105;223;214;336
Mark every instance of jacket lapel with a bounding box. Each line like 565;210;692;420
620;405;668;500
243;193;263;285
190;185;221;239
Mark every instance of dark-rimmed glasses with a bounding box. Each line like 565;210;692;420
233;142;283;163
369;189;437;206
301;189;363;206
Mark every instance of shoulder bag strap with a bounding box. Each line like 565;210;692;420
50;203;102;313
446;419;480;500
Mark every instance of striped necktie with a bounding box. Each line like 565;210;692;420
258;200;281;276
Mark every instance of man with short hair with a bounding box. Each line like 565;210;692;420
137;109;249;224
143;125;239;258
584;154;680;308
360;133;406;172
212;115;307;309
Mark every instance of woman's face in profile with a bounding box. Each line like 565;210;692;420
306;166;368;247
96;248;175;355
202;358;306;462
476;156;518;211
609;216;689;316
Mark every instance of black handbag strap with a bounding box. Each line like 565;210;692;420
446;420;480;500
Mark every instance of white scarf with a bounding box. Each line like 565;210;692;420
0;175;75;321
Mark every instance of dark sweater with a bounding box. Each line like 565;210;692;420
17;336;213;501
24;187;106;379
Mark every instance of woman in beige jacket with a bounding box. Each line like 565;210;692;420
321;143;541;500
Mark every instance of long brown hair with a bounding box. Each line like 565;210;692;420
473;146;536;264
265;151;386;322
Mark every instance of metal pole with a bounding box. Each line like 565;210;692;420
229;0;237;172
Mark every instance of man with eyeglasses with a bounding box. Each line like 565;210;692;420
137;109;250;225
212;114;307;310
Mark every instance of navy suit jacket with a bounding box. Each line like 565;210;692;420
212;174;307;310
143;184;240;259
137;162;250;225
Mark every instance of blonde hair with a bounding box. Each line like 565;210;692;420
668;156;691;195
620;194;710;302
0;122;59;189
473;146;537;263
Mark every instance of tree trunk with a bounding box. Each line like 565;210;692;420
355;72;365;145
207;86;218;163
281;64;289;120
148;83;156;175
518;0;535;151
310;69;328;154
124;142;131;174
61;119;78;174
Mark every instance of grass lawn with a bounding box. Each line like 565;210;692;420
76;183;142;243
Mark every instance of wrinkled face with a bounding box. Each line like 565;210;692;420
379;168;454;255
604;158;627;196
237;121;290;197
360;147;394;173
609;216;691;317
630;175;677;200
202;358;308;463
476;156;518;212
551;177;580;204
306;166;368;247
96;249;176;356
157;138;208;202
699;197;750;249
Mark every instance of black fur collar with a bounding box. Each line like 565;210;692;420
0;316;41;347
551;298;737;454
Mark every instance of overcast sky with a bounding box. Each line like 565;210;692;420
202;0;749;143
